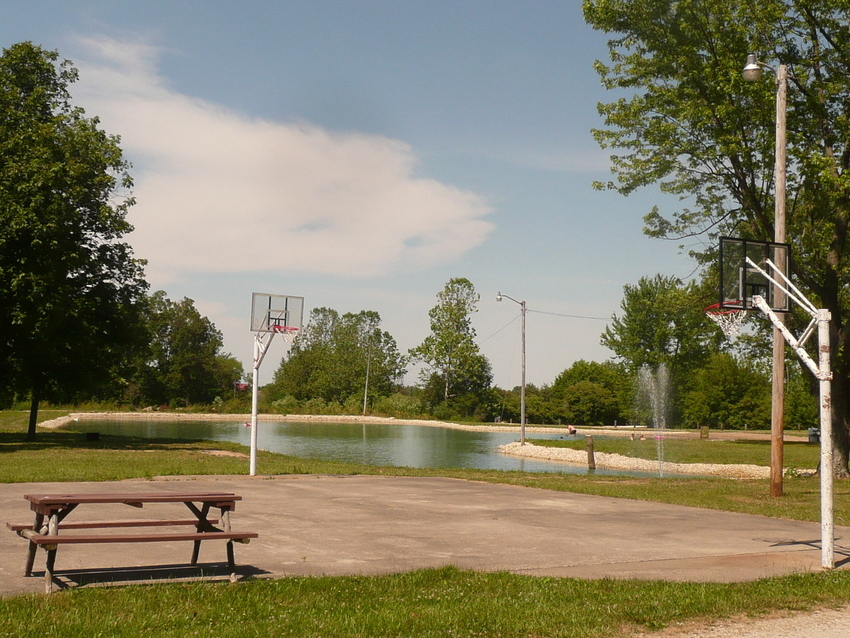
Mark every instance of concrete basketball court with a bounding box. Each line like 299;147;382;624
1;474;848;596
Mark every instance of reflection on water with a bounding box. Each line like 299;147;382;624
69;419;650;476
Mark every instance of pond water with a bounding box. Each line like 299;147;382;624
70;419;652;477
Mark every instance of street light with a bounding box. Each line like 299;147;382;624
743;52;789;498
742;53;763;81
496;292;526;444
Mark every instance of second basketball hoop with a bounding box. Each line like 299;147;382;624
704;302;745;337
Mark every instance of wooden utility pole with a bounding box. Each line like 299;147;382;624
770;63;788;498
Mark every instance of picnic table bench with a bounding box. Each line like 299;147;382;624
6;492;258;592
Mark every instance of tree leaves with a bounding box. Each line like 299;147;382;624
584;0;850;473
409;278;492;403
272;308;406;406
0;43;148;433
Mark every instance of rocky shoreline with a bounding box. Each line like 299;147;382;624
498;441;771;479
38;411;581;434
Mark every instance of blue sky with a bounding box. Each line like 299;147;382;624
3;1;698;388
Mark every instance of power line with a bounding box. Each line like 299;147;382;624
478;306;609;346
527;309;609;321
477;314;520;345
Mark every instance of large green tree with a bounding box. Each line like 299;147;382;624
132;292;242;406
601;275;719;375
551;360;633;425
681;353;771;429
272;308;406;407
0;43;148;439
410;278;493;415
584;0;850;475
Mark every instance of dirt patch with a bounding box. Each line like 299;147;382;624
629;606;850;638
200;449;248;459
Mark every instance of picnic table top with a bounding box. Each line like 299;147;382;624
24;492;242;507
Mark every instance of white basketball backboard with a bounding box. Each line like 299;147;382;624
250;293;304;333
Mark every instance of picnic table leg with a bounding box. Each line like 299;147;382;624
44;547;57;594
190;502;213;565
24;513;44;577
221;506;236;576
44;513;61;593
226;540;236;571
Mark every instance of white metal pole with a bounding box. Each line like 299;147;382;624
250;334;260;476
818;309;834;569
520;301;526;445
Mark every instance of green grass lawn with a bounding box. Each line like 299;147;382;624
1;567;849;638
1;410;848;637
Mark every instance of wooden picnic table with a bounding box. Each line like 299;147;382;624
7;492;258;592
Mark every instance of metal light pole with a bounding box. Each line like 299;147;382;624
497;292;526;444
743;53;788;497
362;339;372;416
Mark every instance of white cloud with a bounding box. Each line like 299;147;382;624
72;36;494;283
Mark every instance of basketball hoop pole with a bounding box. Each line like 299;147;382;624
249;293;304;476
750;285;834;569
250;330;276;476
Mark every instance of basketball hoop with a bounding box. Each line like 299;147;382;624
271;325;299;344
705;302;746;338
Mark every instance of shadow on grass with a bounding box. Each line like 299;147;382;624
0;431;208;453
44;562;271;590
729;439;819;448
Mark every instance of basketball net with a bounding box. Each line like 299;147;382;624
704;302;746;338
271;325;299;344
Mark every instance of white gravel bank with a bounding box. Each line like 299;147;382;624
499;441;771;479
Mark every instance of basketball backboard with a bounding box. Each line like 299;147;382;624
719;237;790;312
250;293;304;333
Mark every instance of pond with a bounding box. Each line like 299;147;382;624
69;419;653;477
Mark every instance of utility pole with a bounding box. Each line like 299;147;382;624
743;54;788;497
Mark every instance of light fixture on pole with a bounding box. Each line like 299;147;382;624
743;52;789;498
496;292;527;445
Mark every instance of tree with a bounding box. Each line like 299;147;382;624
681;353;771;430
601;275;718;374
562;381;621;426
132;292;242;406
410;278;493;415
0;43;148;439
551;360;633;424
584;0;850;475
601;275;721;427
272;308;406;407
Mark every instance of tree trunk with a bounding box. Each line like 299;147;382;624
26;383;41;442
834;426;850;478
832;366;850;478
